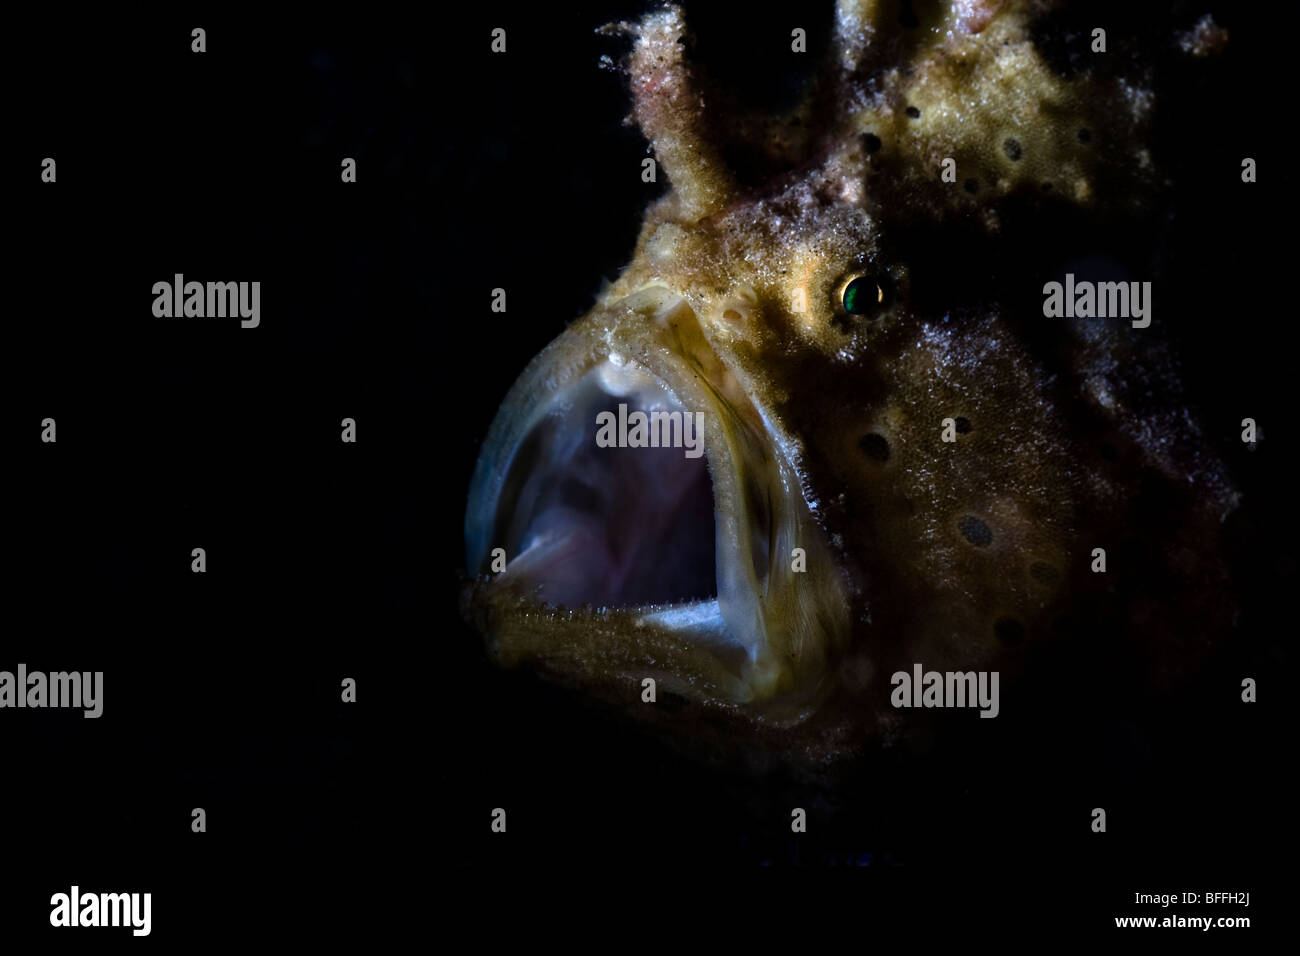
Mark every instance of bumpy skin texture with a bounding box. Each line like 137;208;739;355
464;1;1235;766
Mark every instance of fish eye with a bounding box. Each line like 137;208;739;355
840;272;893;318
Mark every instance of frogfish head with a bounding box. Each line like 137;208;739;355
463;2;1237;764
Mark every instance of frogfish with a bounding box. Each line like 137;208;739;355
462;1;1237;766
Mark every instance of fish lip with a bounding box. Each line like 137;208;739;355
464;288;849;707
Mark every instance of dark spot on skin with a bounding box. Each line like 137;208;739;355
1003;138;1022;161
906;106;921;118
861;132;882;153
899;0;920;29
1041;182;1053;191
1078;127;1092;143
859;432;890;463
963;178;979;195
1100;441;1119;462
958;515;993;547
955;416;972;434
994;617;1025;646
1030;561;1060;585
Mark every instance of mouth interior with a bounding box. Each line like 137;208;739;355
491;363;718;609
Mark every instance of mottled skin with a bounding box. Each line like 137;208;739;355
463;1;1234;765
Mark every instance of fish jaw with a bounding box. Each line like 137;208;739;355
464;284;851;722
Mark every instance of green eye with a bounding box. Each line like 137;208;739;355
841;273;892;317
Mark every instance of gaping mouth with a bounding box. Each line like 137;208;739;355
464;289;848;711
488;366;722;611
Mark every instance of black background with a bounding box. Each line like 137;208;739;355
3;1;1289;941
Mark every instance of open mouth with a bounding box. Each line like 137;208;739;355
464;290;847;708
488;367;720;611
